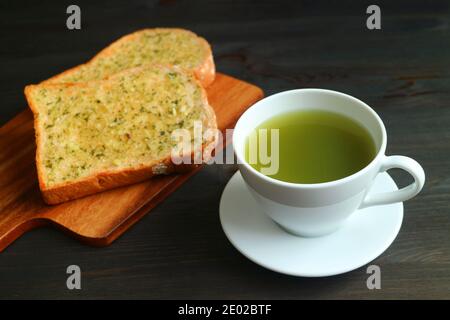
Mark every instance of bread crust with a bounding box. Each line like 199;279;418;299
42;28;215;88
25;66;218;205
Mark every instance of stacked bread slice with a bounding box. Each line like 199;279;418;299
43;28;215;87
24;28;217;204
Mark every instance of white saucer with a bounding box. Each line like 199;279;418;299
219;171;403;277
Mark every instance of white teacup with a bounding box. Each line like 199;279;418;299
233;89;425;237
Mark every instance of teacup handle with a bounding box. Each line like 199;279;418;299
359;155;425;209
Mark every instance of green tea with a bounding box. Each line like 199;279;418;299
244;109;376;184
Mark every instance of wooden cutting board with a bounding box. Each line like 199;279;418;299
0;73;263;252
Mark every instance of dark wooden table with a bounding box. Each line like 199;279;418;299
0;0;449;299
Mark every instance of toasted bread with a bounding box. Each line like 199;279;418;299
43;28;215;87
25;65;217;204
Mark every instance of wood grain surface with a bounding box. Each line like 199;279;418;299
0;73;263;252
0;0;449;299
